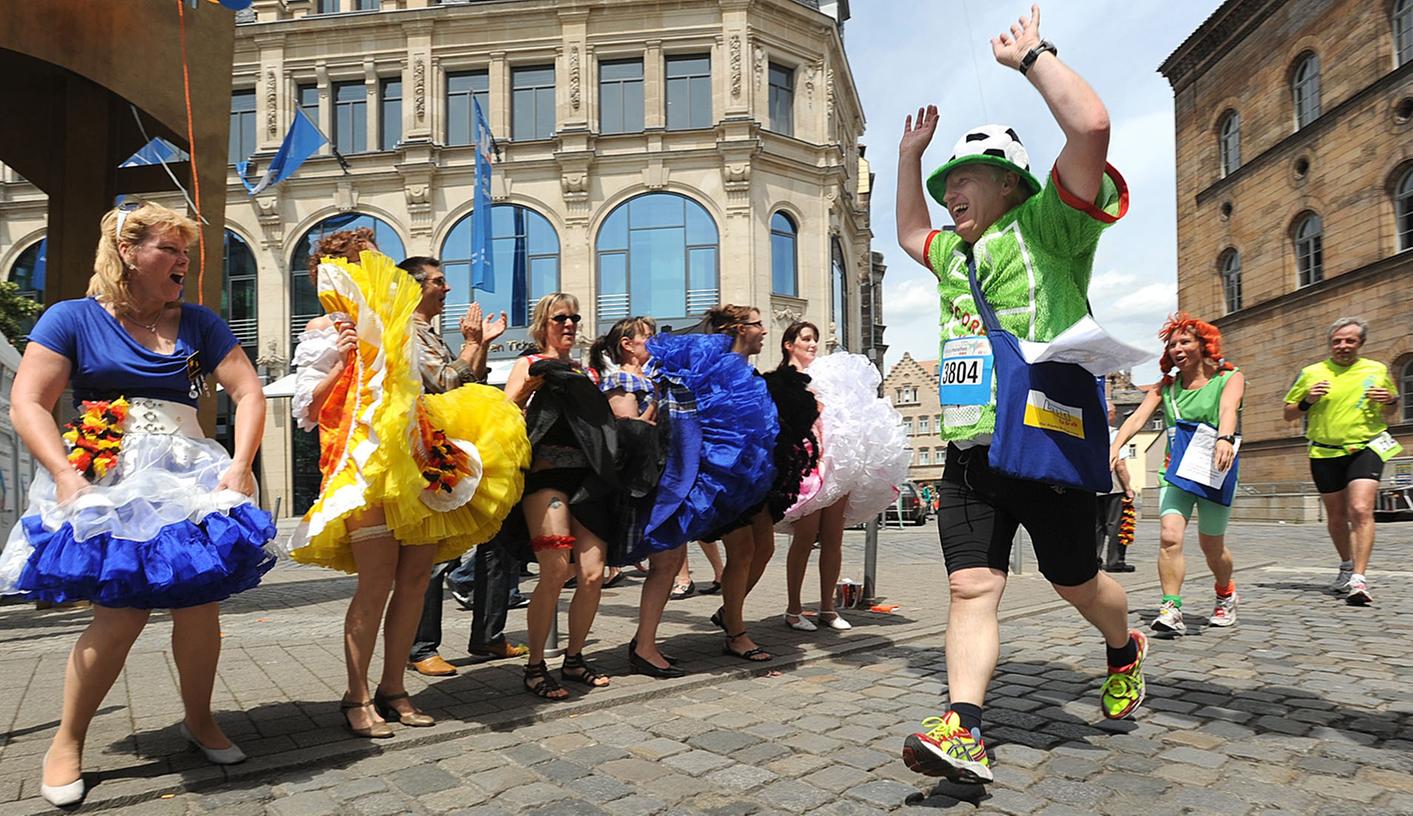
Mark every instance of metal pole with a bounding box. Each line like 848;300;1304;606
543;598;564;659
863;516;879;602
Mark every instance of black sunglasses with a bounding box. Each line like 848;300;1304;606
550;314;583;325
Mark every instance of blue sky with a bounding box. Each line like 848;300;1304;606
847;0;1225;383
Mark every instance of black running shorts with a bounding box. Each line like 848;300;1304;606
1309;447;1385;494
936;443;1099;587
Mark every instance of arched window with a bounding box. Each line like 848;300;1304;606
222;231;259;358
439;204;560;356
1218;111;1240;177
1396;0;1413;67
288;212;405;344
831;238;849;351
595;192;719;324
1219;249;1242;313
1294;213;1324;287
770;212;798;297
1396;166;1413;252
1402;357;1413;423
6;238;45;337
1292;53;1321;129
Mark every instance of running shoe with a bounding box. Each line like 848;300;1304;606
1345;578;1372;606
1208;592;1238;627
901;711;993;784
1101;630;1147;720
1151;600;1186;636
1331;567;1354;594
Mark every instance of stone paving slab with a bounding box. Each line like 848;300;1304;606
3;520;1411;813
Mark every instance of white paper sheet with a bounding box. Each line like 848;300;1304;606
1173;422;1240;490
1016;315;1154;376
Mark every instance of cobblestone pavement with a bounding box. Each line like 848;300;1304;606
2;520;1411;813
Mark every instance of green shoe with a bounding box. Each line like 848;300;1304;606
1101;630;1147;720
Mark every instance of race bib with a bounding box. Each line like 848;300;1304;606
939;336;993;406
1369;431;1404;462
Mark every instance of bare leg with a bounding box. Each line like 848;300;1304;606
564;522;608;673
522;488;572;698
633;547;687;668
1320;489;1353;563
376;542;439;715
169;602;231;749
816;500;847;614
44;605;149;786
720;525;756;638
1157;513;1188;597
698;540;725;582
1345;479;1379;575
944;568;1005;706
1053;572;1133;649
344;508;398;731
744;511;776;595
784;511;823;615
1196;533;1234;588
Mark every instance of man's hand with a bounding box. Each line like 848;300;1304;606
900;105;940;159
1307;380;1331;403
991;4;1043;71
482;310;509;345
461;303;485;345
1365;386;1395;405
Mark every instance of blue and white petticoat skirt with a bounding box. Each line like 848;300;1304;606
0;398;277;609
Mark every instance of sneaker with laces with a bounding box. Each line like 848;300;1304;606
1331;567;1354;594
1151;600;1186;636
1101;630;1147;720
1209;592;1238;627
1345;578;1372;606
901;711;993;783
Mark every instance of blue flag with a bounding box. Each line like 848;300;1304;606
120;138;189;168
471;98;495;292
238;109;327;196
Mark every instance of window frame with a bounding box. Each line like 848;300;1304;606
594;192;720;326
221;230;260;358
446;70;490;147
598;58;645;135
379;78;402;151
1401;356;1413;423
1396;0;1413;67
1218;110;1240;177
664;54;712;131
438;203;561;348
769;211;799;297
1292;52;1321;130
1396;166;1413;253
229;89;257;166
831;238;850;351
1294;213;1324;288
511;64;556;142
1219;248;1242;313
332;80;368;154
768;62;795;136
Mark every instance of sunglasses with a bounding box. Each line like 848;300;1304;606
742;320;764;329
550;314;583;325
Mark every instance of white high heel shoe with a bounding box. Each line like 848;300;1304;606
784;611;817;632
40;751;86;808
818;611;852;630
179;722;247;765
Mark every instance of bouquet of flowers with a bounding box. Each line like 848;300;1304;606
62;397;129;481
414;401;472;494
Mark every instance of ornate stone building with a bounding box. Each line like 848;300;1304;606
0;0;879;517
1160;0;1413;488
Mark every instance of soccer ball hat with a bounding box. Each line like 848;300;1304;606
926;124;1043;206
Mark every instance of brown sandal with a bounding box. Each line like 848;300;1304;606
340;697;394;738
374;688;434;727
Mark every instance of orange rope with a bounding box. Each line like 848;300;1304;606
176;0;206;304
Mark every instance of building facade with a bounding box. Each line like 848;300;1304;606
881;352;944;486
0;0;879;517
1160;0;1413;486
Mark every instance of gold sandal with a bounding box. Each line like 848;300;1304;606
373;688;435;727
340;697;394;738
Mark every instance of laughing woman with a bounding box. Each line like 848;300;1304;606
0;202;277;808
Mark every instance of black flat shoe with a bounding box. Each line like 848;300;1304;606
628;646;686;678
697;581;722;595
628;638;678;665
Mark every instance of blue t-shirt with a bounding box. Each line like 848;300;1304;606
28;297;239;408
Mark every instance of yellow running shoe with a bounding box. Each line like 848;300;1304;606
901;710;993;783
1101;630;1147;720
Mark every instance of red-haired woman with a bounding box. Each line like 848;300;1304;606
1111;313;1244;637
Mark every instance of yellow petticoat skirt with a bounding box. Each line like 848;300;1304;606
287;251;529;573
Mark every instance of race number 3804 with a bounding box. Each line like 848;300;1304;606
942;358;983;386
939;336;993;406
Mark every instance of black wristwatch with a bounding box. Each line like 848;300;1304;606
1019;40;1058;75
1217;434;1237;445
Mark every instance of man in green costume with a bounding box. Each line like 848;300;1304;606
895;4;1145;786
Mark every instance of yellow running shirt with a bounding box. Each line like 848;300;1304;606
1283;358;1398;459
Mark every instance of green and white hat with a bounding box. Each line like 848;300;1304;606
926;124;1043;206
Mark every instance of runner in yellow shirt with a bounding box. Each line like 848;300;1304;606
1283;317;1401;606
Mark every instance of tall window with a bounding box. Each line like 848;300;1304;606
665;55;712;130
511;65;555;141
1218;110;1240;177
297;83;319;127
902;418;913;435
229;90;257;166
918;449;931;466
7;238;45;336
446;71;490;146
768;63;795;136
831;238;850;350
918;416;930;435
599;59;644;135
1402;358;1413;423
1292;53;1321;129
332;81;367;154
222;231;259;358
289;213;405;345
770;212;798;296
1220;249;1242;313
380;79;401;151
315;0;380;11
1397;0;1413;67
596;192;719;324
439;204;560;351
1397;167;1413;252
1294;213;1324;287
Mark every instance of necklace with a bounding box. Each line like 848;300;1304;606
124;307;163;334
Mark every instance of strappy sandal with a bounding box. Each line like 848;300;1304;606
340;697;394;738
560;653;611;687
373;688;434;727
723;632;773;662
710;606;726;631
523;660;569;700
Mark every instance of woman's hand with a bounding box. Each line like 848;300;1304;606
54;469;91;505
216;464;258;497
1213;439;1236;472
1108;445;1122;473
335;321;359;358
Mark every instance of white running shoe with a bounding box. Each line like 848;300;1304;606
1331;567;1354;594
1151;600;1186;636
1345;578;1373;606
1209;592;1238;627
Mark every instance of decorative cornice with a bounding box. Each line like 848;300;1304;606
1158;0;1281;92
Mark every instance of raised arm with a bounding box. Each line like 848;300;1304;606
897;104;940;268
991;4;1110;204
